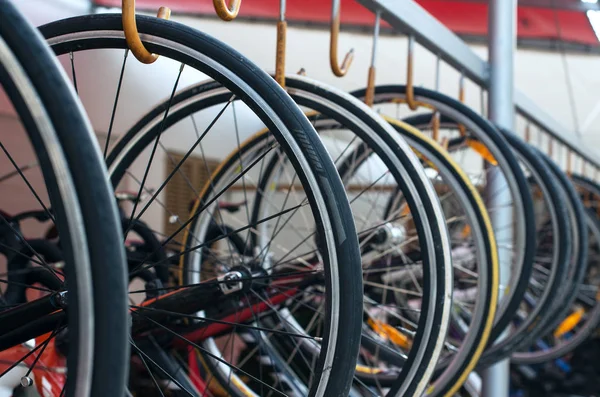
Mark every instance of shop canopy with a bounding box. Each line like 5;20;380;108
93;0;600;47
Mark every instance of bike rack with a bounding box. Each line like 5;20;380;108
355;0;600;171
354;0;599;394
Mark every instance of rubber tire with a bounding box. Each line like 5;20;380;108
351;85;536;346
40;15;363;396
103;75;452;397
1;3;129;396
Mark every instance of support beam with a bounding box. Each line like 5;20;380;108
355;0;490;86
481;1;517;394
454;0;600;12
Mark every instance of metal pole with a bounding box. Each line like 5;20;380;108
481;0;516;396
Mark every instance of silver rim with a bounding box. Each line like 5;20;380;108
47;30;349;396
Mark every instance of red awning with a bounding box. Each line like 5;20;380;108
93;0;599;46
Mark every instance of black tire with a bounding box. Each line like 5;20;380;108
269;76;452;397
351;85;536;345
40;15;363;396
399;114;562;365
510;208;600;363
103;75;452;397
0;2;129;396
383;120;498;396
480;128;571;366
511;158;589;364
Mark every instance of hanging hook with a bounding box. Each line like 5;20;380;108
365;11;380;107
330;0;354;77
431;54;441;142
274;0;287;87
440;137;449;151
458;72;467;136
122;0;171;64
432;113;440;142
567;149;572;175
524;123;531;143
406;35;418;111
480;87;486;118
213;0;242;21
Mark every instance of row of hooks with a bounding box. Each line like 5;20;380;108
121;0;241;64
120;0;597;180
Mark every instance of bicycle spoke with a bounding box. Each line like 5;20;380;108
104;49;129;158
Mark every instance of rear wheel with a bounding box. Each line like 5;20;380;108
105;75;453;397
351;86;536;350
41;15;364;396
510;175;599;363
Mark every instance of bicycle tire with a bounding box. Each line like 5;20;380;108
351;85;536;344
511;150;588;364
397;113;567;366
104;75;453;397
510;173;595;363
0;2;129;396
40;15;363;396
383;117;498;396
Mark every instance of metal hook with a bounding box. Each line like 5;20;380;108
365;11;380;107
330;0;354;77
431;54;441;141
548;137;553;159
122;0;171;64
432;113;440;142
406;35;418;111
480;87;486;118
458;72;467;136
524;123;531;143
213;0;241;21
567;149;572;175
274;0;287;87
440;137;449;151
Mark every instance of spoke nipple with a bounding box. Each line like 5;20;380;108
21;376;33;387
169;215;179;224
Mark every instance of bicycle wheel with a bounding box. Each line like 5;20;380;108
510;151;588;363
104;75;453;396
41;14;363;396
382;118;498;396
311;113;496;396
404;114;572;366
351;86;536;349
510;175;598;363
483;131;571;364
0;2;128;396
